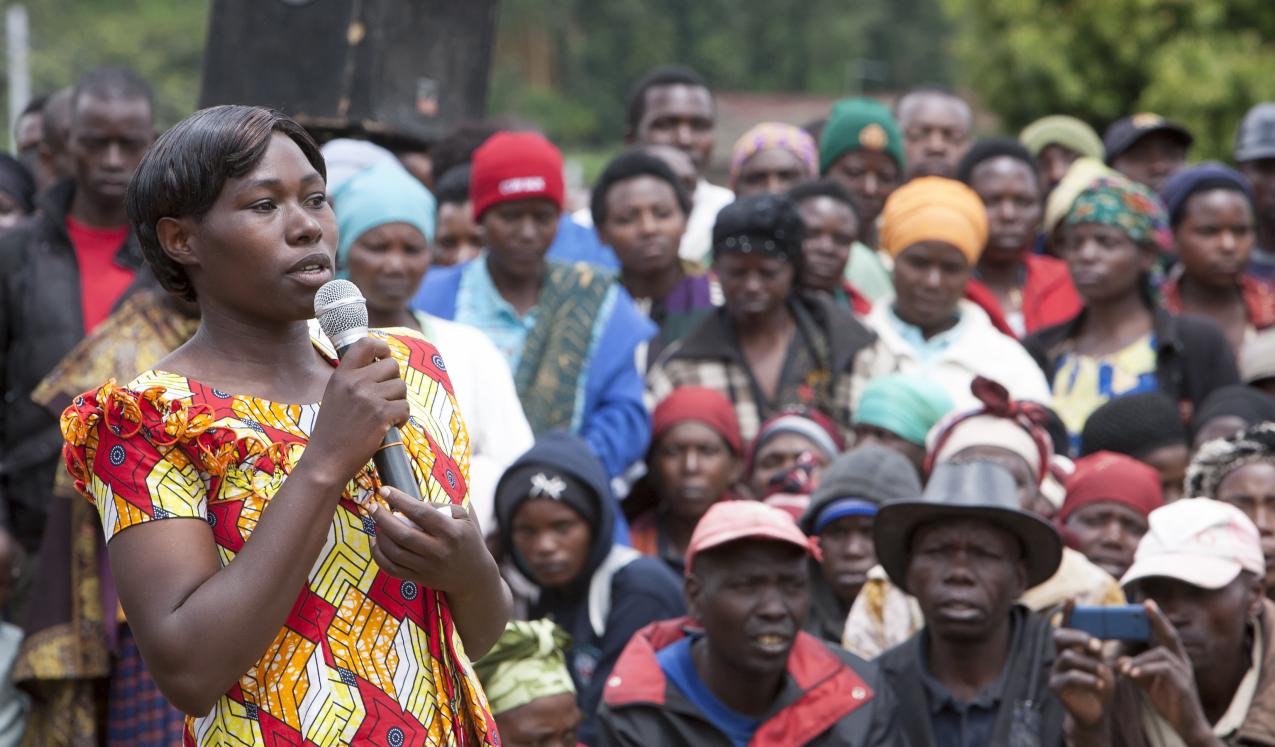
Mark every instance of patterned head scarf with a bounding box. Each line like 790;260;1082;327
1043;157;1116;235
729;122;818;190
473;620;577;717
1063;174;1172;252
1186;422;1275;500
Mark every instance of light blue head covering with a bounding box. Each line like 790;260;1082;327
852;373;957;446
331;159;436;273
321;138;396;194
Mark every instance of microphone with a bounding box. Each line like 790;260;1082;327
314;279;423;500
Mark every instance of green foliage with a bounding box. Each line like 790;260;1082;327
8;0;959;151
941;0;1275;159
6;0;1269;164
489;0;953;146
16;0;208;130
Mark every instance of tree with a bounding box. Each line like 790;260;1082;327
14;0;207;130
941;0;1275;159
488;0;953;146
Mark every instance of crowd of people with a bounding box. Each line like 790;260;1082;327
2;58;1275;747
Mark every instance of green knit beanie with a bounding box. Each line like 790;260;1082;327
818;97;906;175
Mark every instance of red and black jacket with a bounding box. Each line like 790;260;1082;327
595;617;902;747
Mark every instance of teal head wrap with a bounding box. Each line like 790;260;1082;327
852;373;957;445
332;159;436;273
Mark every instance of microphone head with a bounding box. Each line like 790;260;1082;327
314;279;369;349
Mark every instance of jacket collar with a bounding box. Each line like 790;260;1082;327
36;177;145;272
604;617;875;743
869;299;994;363
1045;305;1184;356
881;605;1056;746
669;294;876;371
1161;270;1275;331
667;307;739;362
34;176;76;223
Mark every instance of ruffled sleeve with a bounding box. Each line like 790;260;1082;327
60;380;215;541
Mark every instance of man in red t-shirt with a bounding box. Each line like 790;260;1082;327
0;66;154;559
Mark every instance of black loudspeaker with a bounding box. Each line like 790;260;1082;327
198;0;497;146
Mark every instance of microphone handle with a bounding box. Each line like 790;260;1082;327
373;425;423;500
332;338;423;500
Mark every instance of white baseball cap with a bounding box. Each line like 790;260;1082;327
1121;499;1265;591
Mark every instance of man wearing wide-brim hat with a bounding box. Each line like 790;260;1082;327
873;460;1066;747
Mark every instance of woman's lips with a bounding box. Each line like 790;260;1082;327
286;265;334;288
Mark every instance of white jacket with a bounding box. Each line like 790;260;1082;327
679;179;735;263
418;314;534;534
865;299;1052;409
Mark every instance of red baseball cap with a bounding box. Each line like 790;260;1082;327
469;131;565;221
684;500;814;576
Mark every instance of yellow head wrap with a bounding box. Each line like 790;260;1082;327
878;176;989;264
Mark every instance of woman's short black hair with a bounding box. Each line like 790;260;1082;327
126;105;325;301
786;178;861;226
955;137;1039;186
590;149;692;229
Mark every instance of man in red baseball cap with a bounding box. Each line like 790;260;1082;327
416;131;657;481
596;501;900;746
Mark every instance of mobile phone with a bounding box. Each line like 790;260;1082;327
1069;605;1150;642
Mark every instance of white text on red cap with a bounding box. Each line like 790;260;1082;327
499;176;547;196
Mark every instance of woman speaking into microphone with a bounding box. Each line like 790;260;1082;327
59;105;510;745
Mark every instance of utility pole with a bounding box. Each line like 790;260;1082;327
6;4;30;151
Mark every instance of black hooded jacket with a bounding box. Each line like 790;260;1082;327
495;431;685;746
0;179;144;551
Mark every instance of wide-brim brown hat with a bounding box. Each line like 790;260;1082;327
873;461;1063;594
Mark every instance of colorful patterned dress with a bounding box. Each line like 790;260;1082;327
1050;334;1159;452
59;329;498;747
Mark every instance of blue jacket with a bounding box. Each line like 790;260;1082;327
412;259;654;479
548;214;619;270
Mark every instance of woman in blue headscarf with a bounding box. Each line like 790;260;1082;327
333;159;533;535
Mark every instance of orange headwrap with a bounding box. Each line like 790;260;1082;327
879;176;988;264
